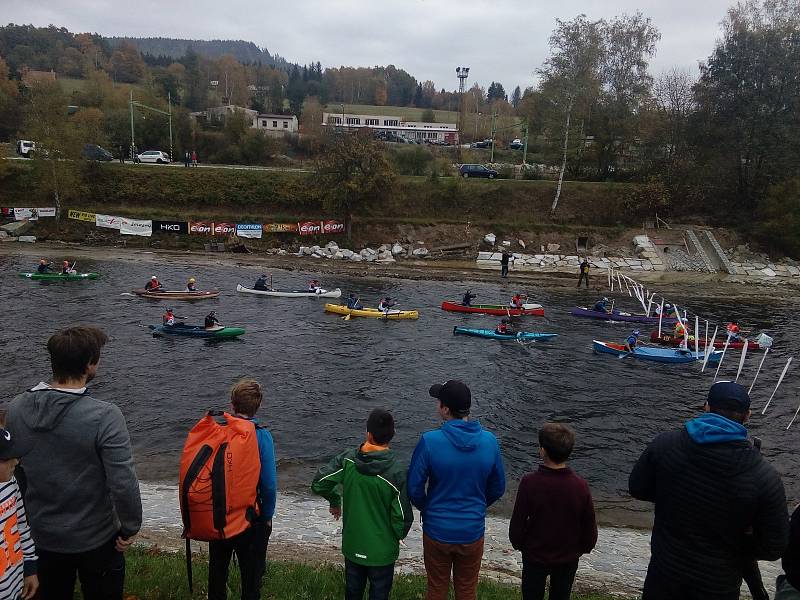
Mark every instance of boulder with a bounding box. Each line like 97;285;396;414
501;240;511;247
364;253;376;262
333;250;344;259
341;249;355;259
391;243;404;256
484;233;496;245
518;239;526;249
378;244;390;253
378;250;393;260
477;251;494;260
762;268;776;277
325;241;339;250
277;249;287;256
350;254;363;262
490;252;503;261
376;256;396;264
412;248;429;257
788;266;800;276
17;236;36;243
546;243;560;252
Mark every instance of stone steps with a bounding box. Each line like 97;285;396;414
704;230;738;274
685;229;716;272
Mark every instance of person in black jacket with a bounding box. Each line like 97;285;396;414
629;380;789;600
776;505;800;599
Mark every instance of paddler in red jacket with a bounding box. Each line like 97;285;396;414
509;294;525;309
496;318;515;335
145;275;163;292
727;321;741;340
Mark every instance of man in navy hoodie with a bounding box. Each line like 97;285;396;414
408;380;506;600
629;381;788;600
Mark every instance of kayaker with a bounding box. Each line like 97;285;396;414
509;294;525;309
462;290;476;306
674;320;689;339
496;318;515;336
593;297;610;313
308;279;322;293
186;277;197;292
378;297;396;314
145;276;163;292
346;293;363;310
37;259;51;274
62;261;75;275
204;311;221;330
727;321;741;340
254;274;270;291
163;308;176;327
625;330;640;353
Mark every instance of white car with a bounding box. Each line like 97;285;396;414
15;140;36;158
135;150;171;164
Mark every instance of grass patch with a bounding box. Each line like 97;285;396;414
116;547;624;600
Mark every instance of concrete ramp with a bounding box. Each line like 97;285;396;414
703;230;738;274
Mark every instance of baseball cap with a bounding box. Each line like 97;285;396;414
707;381;751;412
429;380;471;414
0;428;33;460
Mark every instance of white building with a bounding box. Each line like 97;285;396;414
322;112;459;144
253;114;299;137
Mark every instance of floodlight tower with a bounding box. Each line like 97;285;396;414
456;66;469;162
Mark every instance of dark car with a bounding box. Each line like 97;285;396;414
81;144;113;162
470;140;489;149
459;164;498;179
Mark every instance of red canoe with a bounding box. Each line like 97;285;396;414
441;301;545;317
649;331;763;351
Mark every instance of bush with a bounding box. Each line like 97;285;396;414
390;145;434;176
754;179;800;256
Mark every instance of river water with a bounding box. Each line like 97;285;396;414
1;253;798;526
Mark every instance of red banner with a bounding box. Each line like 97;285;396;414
189;222;212;235
263;223;298;233
213;222;236;235
298;221;322;236
323;220;345;234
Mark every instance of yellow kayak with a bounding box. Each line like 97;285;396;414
324;303;419;320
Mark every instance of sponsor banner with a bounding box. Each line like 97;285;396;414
298;221;322;236
236;223;263;239
14;208;38;221
68;210;96;222
95;214;122;230
37;207;56;217
322;220;345;234
263;223;298;233
153;220;188;234
1;208;12;217
189;221;212;235
120;217;153;237
213;222;236;235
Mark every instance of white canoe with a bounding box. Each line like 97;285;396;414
236;284;342;298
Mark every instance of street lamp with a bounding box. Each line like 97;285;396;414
340;103;345;130
456;67;469;161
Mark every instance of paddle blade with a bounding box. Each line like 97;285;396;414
342;314;351;321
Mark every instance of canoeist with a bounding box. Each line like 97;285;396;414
495;318;515;335
674;320;689;339
462;290;476;306
593;297;610;313
36;259;51;274
654;302;672;317
346;293;363;310
254;274;270;291
62;261;75;275
145;276;163;292
308;279;322;293
625;330;640;352
204;311;221;330
163;308;176;326
727;321;741;340
509;294;525;309
186;277;197;292
378;297;396;314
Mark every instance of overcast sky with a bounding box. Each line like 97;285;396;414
9;0;734;91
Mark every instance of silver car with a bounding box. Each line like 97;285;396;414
136;150;171;164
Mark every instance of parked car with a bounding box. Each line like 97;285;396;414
81;144;113;162
459;164;498;179
135;150;171;164
470;140;489;149
509;138;524;150
15;140;35;158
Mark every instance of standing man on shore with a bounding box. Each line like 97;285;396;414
501;250;511;278
6;327;142;600
408;380;506;600
577;258;590;288
629;381;788;600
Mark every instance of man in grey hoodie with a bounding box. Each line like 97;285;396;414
5;326;142;600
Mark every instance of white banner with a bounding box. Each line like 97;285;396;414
236;224;263;239
120;217;153;237
37;207;56;217
14;208;37;221
96;214;122;230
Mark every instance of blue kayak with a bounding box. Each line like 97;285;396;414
149;324;245;339
593;340;722;364
453;326;558;341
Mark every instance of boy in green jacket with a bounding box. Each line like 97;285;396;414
311;408;413;600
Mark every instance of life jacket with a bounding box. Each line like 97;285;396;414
147;280;160;290
675;322;687;337
727;323;740;334
511;296;522;308
497;323;509;334
179;411;261;542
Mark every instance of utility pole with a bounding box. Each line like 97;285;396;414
455;66;469;163
522;122;529;165
490;111;497;163
168;92;173;160
129;90;135;161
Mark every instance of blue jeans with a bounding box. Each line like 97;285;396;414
345;558;394;600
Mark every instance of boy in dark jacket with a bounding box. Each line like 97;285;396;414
509;423;597;600
311;409;413;600
629;381;789;600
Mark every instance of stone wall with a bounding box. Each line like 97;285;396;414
475;252;663;272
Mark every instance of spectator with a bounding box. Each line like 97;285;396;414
312;408;412;600
577;258;590;289
0;424;38;600
208;379;277;600
629;381;788;600
6;327;142;600
408;380;505;600
191;149;198;167
776;504;800;600
184;150;190;168
501;250;511;278
509;423;597;600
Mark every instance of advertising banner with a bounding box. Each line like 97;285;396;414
37;207;56;217
189;222;212;235
68;210;96;222
213;222;236;235
1;208;12;217
322;220;345;234
263;223;298;233
120;217;153;237
14;208;38;221
236;223;263;239
153;220;188;235
95;214;122;230
298;221;323;236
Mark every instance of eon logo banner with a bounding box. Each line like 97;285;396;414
190;222;212;234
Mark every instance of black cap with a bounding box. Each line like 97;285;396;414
0;428;33;460
429;380;471;414
707;381;751;412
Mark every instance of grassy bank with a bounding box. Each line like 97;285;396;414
121;548;625;600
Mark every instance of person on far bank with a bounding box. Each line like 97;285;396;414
577;258;590;289
501;250;511;278
509;423;597;600
408;380;506;600
6;326;142;600
208;379;277;600
312;409;413;600
629;381;789;600
191;150;198;167
184;150;190;168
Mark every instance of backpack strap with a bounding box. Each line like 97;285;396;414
185;537;193;593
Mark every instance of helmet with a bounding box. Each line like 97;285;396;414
632;330;641;336
189;277;196;283
665;303;672;309
261;274;268;278
151;275;158;280
167;307;174;312
210;311;216;315
63;260;69;266
603;297;609;302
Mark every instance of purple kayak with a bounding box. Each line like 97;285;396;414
570;306;679;325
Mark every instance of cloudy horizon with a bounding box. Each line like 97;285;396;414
7;0;734;92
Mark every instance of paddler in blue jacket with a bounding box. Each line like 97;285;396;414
346;293;363;310
254;274;270;291
625;330;640;352
594;297;610;313
36;259;51;273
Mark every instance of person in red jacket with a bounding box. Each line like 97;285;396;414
509;423;597;600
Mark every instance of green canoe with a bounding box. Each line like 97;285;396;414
19;272;99;281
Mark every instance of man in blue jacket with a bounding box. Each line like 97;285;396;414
408;380;506;600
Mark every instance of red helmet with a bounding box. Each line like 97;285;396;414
63;260;69;266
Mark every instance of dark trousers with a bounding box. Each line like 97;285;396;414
577;272;589;288
208;521;271;600
423;533;484;600
521;558;578;600
501;264;509;277
642;569;740;600
37;537;125;600
345;558;394;600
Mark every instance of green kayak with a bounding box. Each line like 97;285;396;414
149;324;245;339
19;272;99;281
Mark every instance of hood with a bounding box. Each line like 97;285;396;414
354;445;396;476
440;419;483;451
685;412;748;444
19;388;85;432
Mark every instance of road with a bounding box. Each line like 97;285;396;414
5;155;311;173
